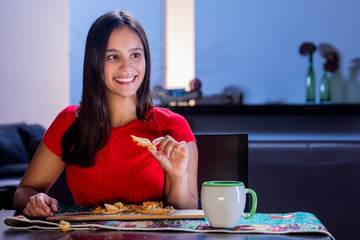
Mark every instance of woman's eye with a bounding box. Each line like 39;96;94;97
132;53;141;58
107;54;118;60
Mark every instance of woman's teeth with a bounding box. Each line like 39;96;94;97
114;76;135;82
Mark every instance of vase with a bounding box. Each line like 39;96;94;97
305;54;315;103
320;70;331;103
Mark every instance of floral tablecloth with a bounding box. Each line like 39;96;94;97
2;206;334;240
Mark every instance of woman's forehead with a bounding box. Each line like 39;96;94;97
107;25;143;50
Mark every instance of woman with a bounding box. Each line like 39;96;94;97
13;10;198;218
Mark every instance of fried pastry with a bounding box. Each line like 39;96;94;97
91;201;174;215
131;135;156;150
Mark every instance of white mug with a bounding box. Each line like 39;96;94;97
201;181;257;228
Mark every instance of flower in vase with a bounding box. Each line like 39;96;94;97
299;42;317;56
320;52;339;103
323;52;339;73
300;42;317;102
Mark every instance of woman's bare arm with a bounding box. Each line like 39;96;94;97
13;141;66;217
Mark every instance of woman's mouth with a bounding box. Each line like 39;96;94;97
114;76;136;85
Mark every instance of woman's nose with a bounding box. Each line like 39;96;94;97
119;58;131;69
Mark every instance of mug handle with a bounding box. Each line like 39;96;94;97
244;188;257;219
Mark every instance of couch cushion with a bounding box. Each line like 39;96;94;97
249;141;309;164
249;162;310;213
249;140;360;240
27;138;42;160
0;177;22;188
0;163;28;177
18;124;45;159
0;127;29;166
310;161;360;240
309;141;360;240
18;124;45;144
249;141;311;212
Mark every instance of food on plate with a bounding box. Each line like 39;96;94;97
59;220;71;232
92;201;174;215
131;135;156;150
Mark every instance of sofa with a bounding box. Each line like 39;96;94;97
249;140;360;240
0;123;46;209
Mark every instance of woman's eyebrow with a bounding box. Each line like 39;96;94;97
107;49;120;52
130;47;144;52
106;47;144;52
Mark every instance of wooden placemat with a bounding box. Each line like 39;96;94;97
46;209;205;221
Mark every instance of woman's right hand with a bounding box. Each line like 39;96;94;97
23;193;58;219
13;141;65;218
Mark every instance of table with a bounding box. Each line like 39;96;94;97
1;210;332;239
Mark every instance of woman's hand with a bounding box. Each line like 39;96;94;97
13;141;65;217
148;135;189;179
148;137;198;209
23;193;58;219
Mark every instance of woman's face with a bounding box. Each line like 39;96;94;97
104;25;146;101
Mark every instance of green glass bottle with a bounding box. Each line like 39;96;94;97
306;53;315;103
320;70;331;103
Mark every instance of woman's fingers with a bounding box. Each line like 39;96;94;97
50;200;58;212
151;136;187;158
30;194;50;216
152;137;164;146
148;148;172;172
24;193;58;218
158;136;176;157
175;141;187;151
45;196;58;213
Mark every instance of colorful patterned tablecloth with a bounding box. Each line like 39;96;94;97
2;206;334;240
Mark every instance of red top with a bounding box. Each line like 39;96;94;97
43;105;195;206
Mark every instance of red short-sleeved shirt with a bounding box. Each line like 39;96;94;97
43;105;195;206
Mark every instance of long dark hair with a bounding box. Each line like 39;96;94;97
61;11;152;167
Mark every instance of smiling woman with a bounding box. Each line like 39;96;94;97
13;10;199;219
104;25;146;102
67;1;163;106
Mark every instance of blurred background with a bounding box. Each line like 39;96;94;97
1;0;360;128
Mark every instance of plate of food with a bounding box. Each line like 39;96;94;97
47;201;205;221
